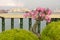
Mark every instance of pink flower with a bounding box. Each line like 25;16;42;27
47;19;51;22
29;11;33;15
32;10;38;16
24;13;28;18
45;15;51;22
40;13;45;17
24;12;30;18
39;13;45;20
24;7;52;22
48;10;52;15
32;15;36;19
46;8;52;15
36;7;45;12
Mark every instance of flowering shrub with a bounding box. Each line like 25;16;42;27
40;21;60;40
0;29;39;40
24;7;52;38
24;7;52;22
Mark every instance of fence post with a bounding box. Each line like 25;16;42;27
2;18;5;31
38;20;40;33
20;18;23;28
51;18;57;22
11;18;14;29
29;18;32;30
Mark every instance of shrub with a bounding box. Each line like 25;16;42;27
40;21;60;40
0;29;39;40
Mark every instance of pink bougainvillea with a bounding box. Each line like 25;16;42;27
36;7;45;12
24;7;52;22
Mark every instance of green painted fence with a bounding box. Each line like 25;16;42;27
1;17;60;33
1;18;40;32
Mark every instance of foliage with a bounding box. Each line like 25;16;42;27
24;7;52;37
40;21;60;40
0;29;39;40
24;7;52;22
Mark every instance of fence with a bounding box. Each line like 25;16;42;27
0;13;60;32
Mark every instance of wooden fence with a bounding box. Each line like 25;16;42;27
0;13;60;32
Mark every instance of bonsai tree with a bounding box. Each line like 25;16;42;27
40;21;60;40
0;29;39;40
24;7;52;37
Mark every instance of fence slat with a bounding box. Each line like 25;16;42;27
11;18;14;29
51;18;60;22
2;18;5;31
38;21;40;33
46;18;58;25
20;18;23;28
29;18;32;30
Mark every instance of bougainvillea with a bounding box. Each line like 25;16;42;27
24;7;52;22
24;7;52;38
